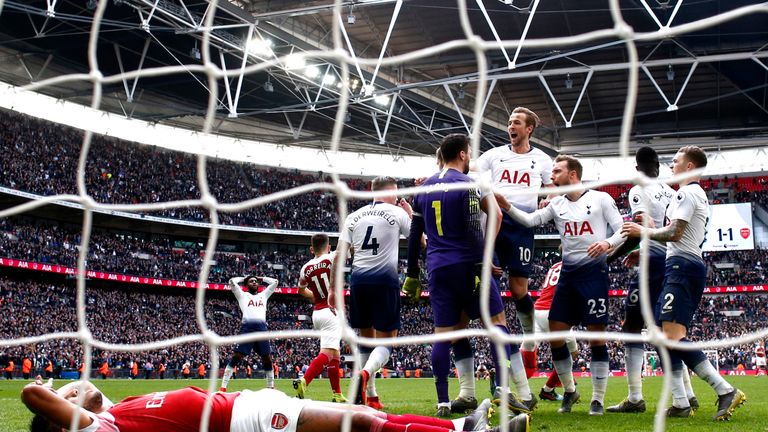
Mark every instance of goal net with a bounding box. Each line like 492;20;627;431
1;1;768;432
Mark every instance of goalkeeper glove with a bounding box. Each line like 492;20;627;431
401;277;422;301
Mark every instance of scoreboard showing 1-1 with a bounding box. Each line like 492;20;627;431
702;203;755;252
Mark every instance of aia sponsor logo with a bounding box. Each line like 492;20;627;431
271;413;289;430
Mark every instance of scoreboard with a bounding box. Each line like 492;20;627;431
702;203;755;252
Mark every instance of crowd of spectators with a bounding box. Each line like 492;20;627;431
2;273;767;380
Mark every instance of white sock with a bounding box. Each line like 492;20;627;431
365;347;390;397
455;357;476;399
221;365;234;390
625;346;645;403
591;360;609;404
451;419;465;430
543;385;554;392
265;370;274;388
671;369;690;408
517;310;534;334
553;356;576;393
682;366;696;399
509;351;532;400
692;360;733;396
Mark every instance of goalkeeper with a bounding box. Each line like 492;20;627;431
22;379;532;432
220;274;278;392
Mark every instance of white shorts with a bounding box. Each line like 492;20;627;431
522;309;578;353
230;389;309;432
756;357;766;367
313;308;341;350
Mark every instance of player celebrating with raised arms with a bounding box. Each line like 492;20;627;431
294;233;345;403
474;107;553;340
404;134;531;417
621;146;745;420
220;274;278;392
335;176;412;409
495;154;625;415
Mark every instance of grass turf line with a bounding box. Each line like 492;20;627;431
0;376;763;432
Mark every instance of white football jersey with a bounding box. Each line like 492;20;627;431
229;277;277;323
341;202;411;278
536;190;624;267
474;145;553;212
628;182;676;256
665;182;709;262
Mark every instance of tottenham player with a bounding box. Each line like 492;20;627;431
474;107;553;339
294;234;345;403
606;147;698;413
403;134;532;417
336;176;412;409
23;380;531;432
520;261;579;401
220;274;278;392
621;146;745;420
495;154;625;416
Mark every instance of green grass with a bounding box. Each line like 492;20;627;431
0;376;763;432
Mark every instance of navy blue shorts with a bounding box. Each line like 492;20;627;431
656;256;706;328
495;213;535;278
234;320;271;357
429;262;505;328
624;252;666;326
548;262;609;326
349;273;401;332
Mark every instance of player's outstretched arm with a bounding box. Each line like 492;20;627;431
493;192;551;227
402;213;425;300
21;383;93;430
228;277;246;300
622;219;687;243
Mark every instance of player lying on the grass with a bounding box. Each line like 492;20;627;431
495;154;626;416
520;260;579;402
220;274;279;392
294;233;345;403
21;379;532;432
621;145;745;420
605;146;698;414
404;134;532;417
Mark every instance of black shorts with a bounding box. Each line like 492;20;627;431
655;256;706;328
234;320;271;357
349;273;401;332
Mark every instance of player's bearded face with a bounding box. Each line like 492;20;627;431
462;147;471;174
551;161;570;186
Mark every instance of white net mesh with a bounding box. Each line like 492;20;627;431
1;1;768;431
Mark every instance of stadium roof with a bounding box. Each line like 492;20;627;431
0;0;767;159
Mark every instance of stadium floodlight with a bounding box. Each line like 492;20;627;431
348;13;356;24
667;64;675;81
565;73;573;89
323;73;336;86
363;84;375;96
190;43;201;60
264;79;274;93
248;38;273;57
285;54;306;70
374;94;390;106
457;84;465;100
304;65;321;79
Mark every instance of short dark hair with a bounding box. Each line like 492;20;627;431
635;146;658;165
311;234;329;251
439;133;469;162
679;146;707;168
30;414;58;432
435;147;444;165
512;107;540;133
554;154;583;180
371;176;397;191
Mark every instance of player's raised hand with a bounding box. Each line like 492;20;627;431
401;277;422;301
398;198;413;218
414;176;428;186
623;250;640;268
494;192;511;211
587;240;611;258
621;222;643;238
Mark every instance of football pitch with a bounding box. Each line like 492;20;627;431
0;376;763;432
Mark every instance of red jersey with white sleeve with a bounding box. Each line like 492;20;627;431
79;387;239;432
534;262;562;311
299;251;336;311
